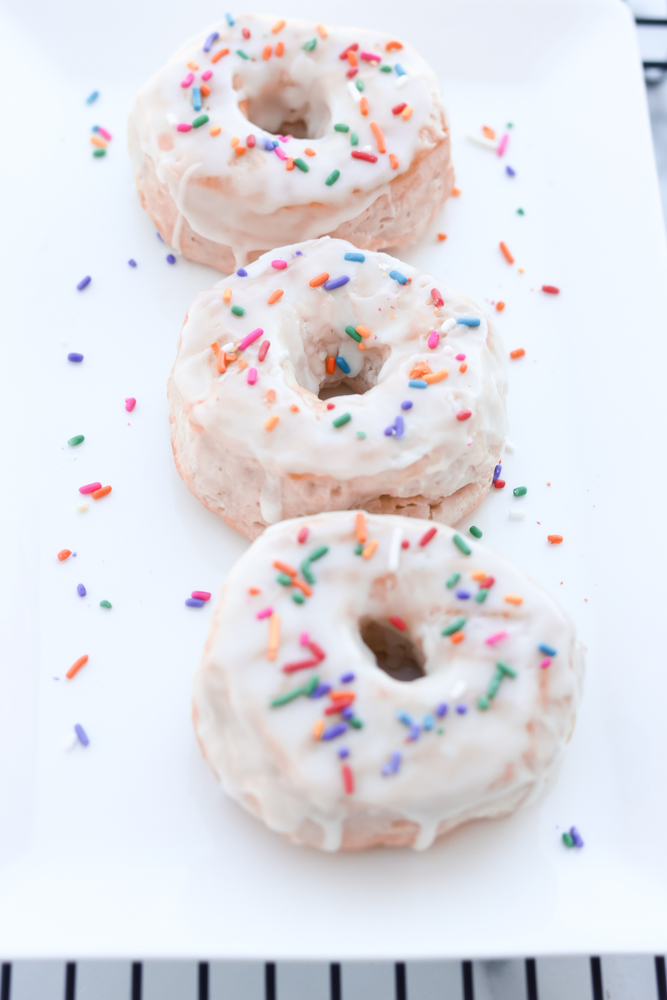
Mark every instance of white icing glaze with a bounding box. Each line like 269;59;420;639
193;511;585;851
168;237;508;538
128;15;448;260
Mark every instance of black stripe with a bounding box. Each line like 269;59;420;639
395;962;407;1000
525;959;538;1000
1;964;11;1000
636;17;667;26
462;961;474;1000
265;962;276;1000
198;962;209;1000
644;61;667;69
590;957;603;1000
656;956;667;1000
131;962;142;1000
330;963;341;1000
64;963;76;1000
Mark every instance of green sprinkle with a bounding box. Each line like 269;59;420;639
380;64;392;72
355;543;363;555
304;676;319;694
442;616;466;637
301;561;316;585
294;157;309;172
334;123;350;132
350;132;359;146
562;831;574;848
497;661;517;678
469;525;483;538
356;430;366;439
355;79;364;92
93;149;106;158
231;305;245;316
99;600;112;609
517;208;525;215
68;435;85;447
325;169;340;186
513;486;527;497
437;727;444;734
487;673;502;699
333;413;352;428
345;325;362;342
348;716;363;729
192;114;209;128
302;37;317;50
236;49;249;59
276;573;292;586
507;122;514;128
453;534;472;556
309;545;329;562
445;572;461;589
292;592;306;604
475;588;488;604
477;696;490;711
271;676;319;708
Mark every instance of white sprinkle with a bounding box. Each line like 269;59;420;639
505;440;516;454
443;345;454;356
317;349;327;360
166;113;177;126
347;81;362;103
362;144;373;153
76;502;89;513
466;134;498;152
387;526;403;572
450;680;467;699
441;317;456;333
509;509;526;521
221;341;235;352
395;74;409;89
64;731;78;752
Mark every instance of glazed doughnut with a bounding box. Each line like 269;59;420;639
128;14;454;270
193;511;584;851
168;237;508;539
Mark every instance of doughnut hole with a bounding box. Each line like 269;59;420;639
316;341;392;401
243;62;332;139
359;617;426;682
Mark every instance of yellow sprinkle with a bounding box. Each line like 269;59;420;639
271;18;286;33
504;594;524;606
267;612;281;660
423;368;449;384
356;512;367;544
470;570;487;581
362;539;379;560
265;414;280;431
356;325;371;338
317;23;328;38
187;61;199;70
312;719;325;740
231;136;239;147
401;105;413;121
210;125;221;136
222;288;232;302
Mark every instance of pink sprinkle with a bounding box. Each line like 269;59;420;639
427;331;439;350
497;133;509;157
125;397;136;412
272;260;287;269
97;127;112;141
79;482;102;494
455;354;466;361
297;526;309;544
192;591;211;601
256;607;273;619
274;146;287;160
360;51;382;62
258;340;270;362
201;70;213;81
278;135;291;142
237;328;264;351
247;134;256;148
456;409;472;421
540;657;552;669
485;631;508;646
300;632;310;646
180;72;194;88
247;367;258;385
177;123;192;132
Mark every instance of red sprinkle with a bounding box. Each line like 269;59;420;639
542;285;560;294
258;340;270;362
456;410;472;421
283;658;320;674
327;403;335;410
247;134;256;148
493;479;506;489
297;527;309;544
342;764;354;794
325;697;354;714
351;150;377;163
57;549;72;562
191;591;211;601
389;616;407;631
346;67;358;78
431;288;444;307
392;103;407;115
242;27;250;38
480;576;495;589
339;43;359;59
419;526;437;547
308;642;326;662
401;539;410;549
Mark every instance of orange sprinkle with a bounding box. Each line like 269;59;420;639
224;352;237;364
90;135;106;149
66;655;89;680
267;389;276;403
389;153;398;170
357;342;366;351
187;61;199;71
386;40;403;50
496;301;505;312
304;147;316;156
267;612;280;660
271;18;285;33
235;145;246;156
471;570;487;581
248;587;260;595
92;486;111;499
309;272;329;287
450;632;465;645
265;415;279;432
360;97;369;116
210;126;221;136
211;342;220;353
459;363;467;373
510;348;525;359
275;40;284;56
223;287;232;302
263;44;272;60
504;594;524;605
330;690;356;702
237;359;247;371
286;158;294;170
292;577;313;598
401;105;413;121
362;539;379;560
211;47;229;63
216;352;227;374
312;719;325;740
548;534;564;544
356;325;371;338
370;121;385;152
326;357;335;374
274;560;297;577
437;232;447;241
290;404;299;412
356;512;367;544
423;368;449;384
201;84;211;97
410;361;432;379
452;186;462;196
57;549;72;562
231;136;239;147
500;241;514;264
482;126;496;140
348;50;358;66
268;289;283;304
317;23;328;38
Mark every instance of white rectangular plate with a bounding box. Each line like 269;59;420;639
2;0;667;962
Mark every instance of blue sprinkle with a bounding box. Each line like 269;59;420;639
570;826;584;848
338;747;350;759
397;710;412;726
91;125;99;133
506;165;516;177
77;584;86;597
382;750;402;776
340;672;355;683
85;91;99;104
185;597;205;607
456;704;468;715
341;706;354;720
237;268;248;276
493;464;502;482
407;723;421;742
156;231;164;242
324;275;350;290
74;723;90;746
192;86;202;112
455;589;471;600
264;139;274;150
128;259;137;267
203;31;219;52
344;252;365;262
335;356;351;374
400;400;413;410
76;276;91;291
384;425;395;437
389;269;407;284
422;714;435;730
67;352;84;363
310;683;332;699
322;722;348;741
458;317;481;327
538;643;557;657
225;12;235;25
395;64;406;76
436;702;448;718
408;379;427;389
166;254;176;264
272;139;279;147
394;415;404;438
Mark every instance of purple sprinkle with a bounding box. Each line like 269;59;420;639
74;724;89;746
237;268;248;276
322;722;348;741
436;702;448;718
506;165;516;177
128;259;137;267
493;464;502;482
67;352;84;363
264;139;274;151
323;275;350;291
340;672;355;683
166;254;176;264
77;583;86;597
341;706;354;720
407;723;421;742
185;597;205;607
203;31;219;52
570;826;584;848
384;425;394;436
296;250;303;256
76;276;91;291
456;704;468;715
394;415;404;438
338;747;350;759
310;683;332;699
400;400;413;411
156;231;164;242
455;589;471;600
382;750;402;776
